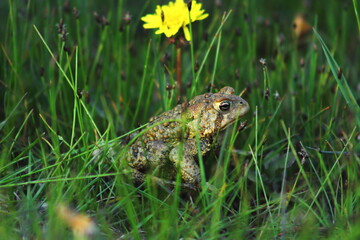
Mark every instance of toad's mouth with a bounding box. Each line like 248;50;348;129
220;117;239;130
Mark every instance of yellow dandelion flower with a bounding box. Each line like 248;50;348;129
141;0;208;41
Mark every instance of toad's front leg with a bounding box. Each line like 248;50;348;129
169;142;201;185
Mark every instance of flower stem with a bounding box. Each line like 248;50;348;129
176;46;182;95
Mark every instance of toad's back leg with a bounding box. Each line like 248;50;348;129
127;140;170;181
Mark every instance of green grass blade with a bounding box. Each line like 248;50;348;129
353;0;360;35
33;25;101;136
190;11;232;97
313;28;360;126
0;93;27;131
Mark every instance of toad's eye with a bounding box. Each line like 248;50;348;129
219;100;231;111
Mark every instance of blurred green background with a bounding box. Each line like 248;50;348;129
1;0;359;239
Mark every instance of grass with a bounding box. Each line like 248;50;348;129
1;0;359;239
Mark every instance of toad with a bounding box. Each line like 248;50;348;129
125;86;250;187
